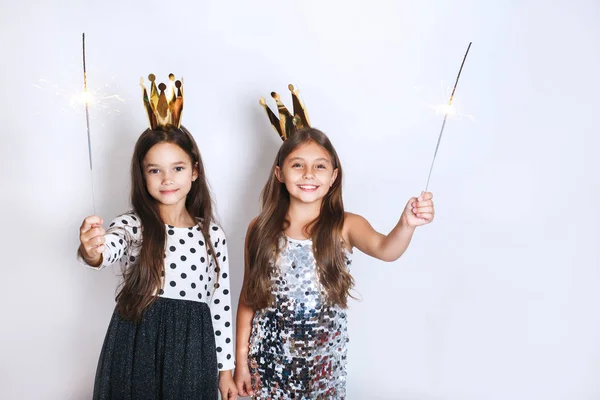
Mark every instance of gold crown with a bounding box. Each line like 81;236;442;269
259;84;311;141
140;73;184;129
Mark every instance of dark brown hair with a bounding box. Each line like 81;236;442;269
244;127;354;309
116;125;218;322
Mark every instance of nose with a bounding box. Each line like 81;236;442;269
303;170;314;180
161;171;174;185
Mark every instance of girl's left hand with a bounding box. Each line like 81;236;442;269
219;370;239;399
402;191;435;228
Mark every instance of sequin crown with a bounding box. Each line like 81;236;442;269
259;84;311;141
140;73;184;129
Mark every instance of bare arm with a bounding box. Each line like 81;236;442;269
345;192;434;262
234;219;257;397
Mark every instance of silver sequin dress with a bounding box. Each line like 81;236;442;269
248;236;352;399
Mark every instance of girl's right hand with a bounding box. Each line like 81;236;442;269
234;363;254;397
79;215;105;266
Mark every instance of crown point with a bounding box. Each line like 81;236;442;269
148;74;156;82
271;92;280;100
288;84;295;91
140;77;145;86
169;73;175;81
158;83;167;91
175;80;182;89
259;97;267;106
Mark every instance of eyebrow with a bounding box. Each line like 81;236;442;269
287;157;331;164
145;161;188;168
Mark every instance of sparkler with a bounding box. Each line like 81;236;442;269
82;32;96;214
424;42;472;192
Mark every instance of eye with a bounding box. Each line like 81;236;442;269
175;166;185;172
291;163;302;168
316;164;327;170
148;168;160;174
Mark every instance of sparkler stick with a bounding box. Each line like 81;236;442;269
82;33;96;214
424;42;472;192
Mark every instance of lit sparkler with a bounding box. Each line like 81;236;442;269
424;42;472;192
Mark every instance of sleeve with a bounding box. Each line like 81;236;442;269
207;223;235;371
76;212;143;270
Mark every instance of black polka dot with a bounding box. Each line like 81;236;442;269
214;299;220;304
222;273;228;279
132;227;138;234
214;315;221;320
199;240;205;246
110;242;115;247
224;306;230;311
197;293;203;299
159;289;164;295
179;239;185;245
200;257;206;263
223;239;226;245
217;346;222;352
200;275;204;281
129;256;135;262
215;330;222;336
170;263;177;269
119;239;123;244
181;273;187;279
227;354;231;360
168;229;174;235
206;291;210;296
169;246;176;252
110;222;115;227
131;216;137;221
216;252;221;258
212;226;218;231
191;265;197;271
121;219;128;225
218;363;223;369
214;241;219;247
180;291;186;297
170;281;176;287
225;322;231;327
188;232;193;238
223;256;227;262
223;289;229;295
190;248;196;253
191;283;196;289
180;255;187;261
226;338;231;344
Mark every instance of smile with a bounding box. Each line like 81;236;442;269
297;184;319;192
159;189;179;195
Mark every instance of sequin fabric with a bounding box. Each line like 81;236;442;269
248;236;352;399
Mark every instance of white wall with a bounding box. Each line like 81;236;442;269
1;0;599;398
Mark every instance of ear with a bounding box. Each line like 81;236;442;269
192;162;199;182
275;166;284;183
330;168;339;187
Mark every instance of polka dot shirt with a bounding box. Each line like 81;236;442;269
77;211;235;371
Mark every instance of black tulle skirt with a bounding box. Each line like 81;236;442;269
93;297;218;400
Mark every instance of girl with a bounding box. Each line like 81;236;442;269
234;127;434;398
78;126;238;399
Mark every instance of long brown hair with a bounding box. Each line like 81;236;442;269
245;127;354;309
116;125;219;322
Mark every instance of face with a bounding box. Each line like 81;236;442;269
276;140;338;206
143;142;198;209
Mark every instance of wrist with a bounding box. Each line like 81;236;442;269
219;369;233;379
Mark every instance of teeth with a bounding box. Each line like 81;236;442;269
299;185;317;189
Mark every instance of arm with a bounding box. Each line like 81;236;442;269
345;192;435;262
77;212;141;269
234;219;256;397
207;224;238;399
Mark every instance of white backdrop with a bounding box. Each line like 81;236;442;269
1;0;599;399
